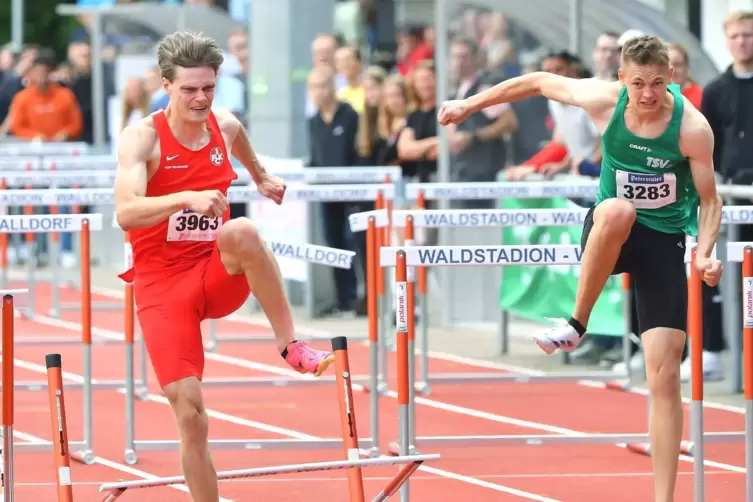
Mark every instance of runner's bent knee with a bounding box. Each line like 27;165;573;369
593;198;636;237
217;217;263;261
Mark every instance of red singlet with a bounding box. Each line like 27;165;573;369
122;110;251;388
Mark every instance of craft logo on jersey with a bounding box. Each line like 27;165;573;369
629;144;652;153
209;147;224;166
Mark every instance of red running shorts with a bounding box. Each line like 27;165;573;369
135;245;251;388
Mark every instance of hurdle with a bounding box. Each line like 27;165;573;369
125;241;380;464
379;242;749;499
44;353;74;502
0;290;30;502
97;337;439;502
0;165;401;324
365;205;753;394
1;215;148;466
722;242;753;501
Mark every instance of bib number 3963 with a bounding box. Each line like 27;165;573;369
167;210;221;242
616;170;676;209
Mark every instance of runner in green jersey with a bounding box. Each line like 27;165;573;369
438;35;722;502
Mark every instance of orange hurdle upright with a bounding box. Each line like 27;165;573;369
742;247;753;501
45;354;74;502
2;294;15;502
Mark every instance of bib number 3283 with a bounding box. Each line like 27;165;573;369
616;170;676;209
167;210;221;242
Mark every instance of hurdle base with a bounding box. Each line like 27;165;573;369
134;438;375;451
410;432;747;448
199;376;369;387
10;379;145;392
54;302;124;313
15;441;92;463
214;334;369;344
14;336;129;346
386;440;419;457
422;372;629;385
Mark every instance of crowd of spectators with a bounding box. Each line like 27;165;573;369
1;2;752;381
303;5;753;387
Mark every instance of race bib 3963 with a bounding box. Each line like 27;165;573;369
166;210;221;242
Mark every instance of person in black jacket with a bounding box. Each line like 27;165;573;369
698;11;753;381
307;65;361;315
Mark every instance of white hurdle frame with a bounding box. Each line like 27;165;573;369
378;243;749;501
127;242;378;462
1;214;107;466
382;206;753;393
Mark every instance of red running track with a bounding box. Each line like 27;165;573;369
1;282;747;501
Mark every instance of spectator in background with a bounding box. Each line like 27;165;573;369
110;77;150;148
335;46;365;113
8;49;82;141
67;40;95;144
395;25;433;77
696;10;753;381
591;31;621;81
481;13;520;77
146;65;169;112
375;73;409;166
227;29;249;83
668;43;703;110
447;37;517;207
212;68;245;117
0;45;39;127
307;65;360;316
356;66;387;166
8;48;82;267
307;33;347;117
398;61;438;184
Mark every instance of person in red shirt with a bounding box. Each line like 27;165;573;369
113;31;334;501
396;25;434;77
668;43;703;109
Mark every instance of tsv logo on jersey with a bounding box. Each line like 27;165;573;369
628;173;665;184
646;156;673;169
209;147;224;166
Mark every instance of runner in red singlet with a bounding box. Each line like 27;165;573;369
113;32;335;502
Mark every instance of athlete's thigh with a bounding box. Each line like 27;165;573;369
631;226;688;334
137;299;205;389
580;203;637;275
203;245;251;320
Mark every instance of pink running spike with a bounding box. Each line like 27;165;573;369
283;340;335;376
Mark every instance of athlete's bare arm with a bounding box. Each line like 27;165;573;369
217;109;286;204
214;109;267;185
680;105;723;265
114;124;189;230
440;73;619;130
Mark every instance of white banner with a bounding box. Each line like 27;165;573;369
0;184;395;206
0;214;103;233
380;243;705;267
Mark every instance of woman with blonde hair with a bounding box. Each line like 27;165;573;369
120;77;150;131
377;73;410;163
356;66;387;163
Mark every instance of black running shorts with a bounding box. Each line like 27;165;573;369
581;204;688;334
